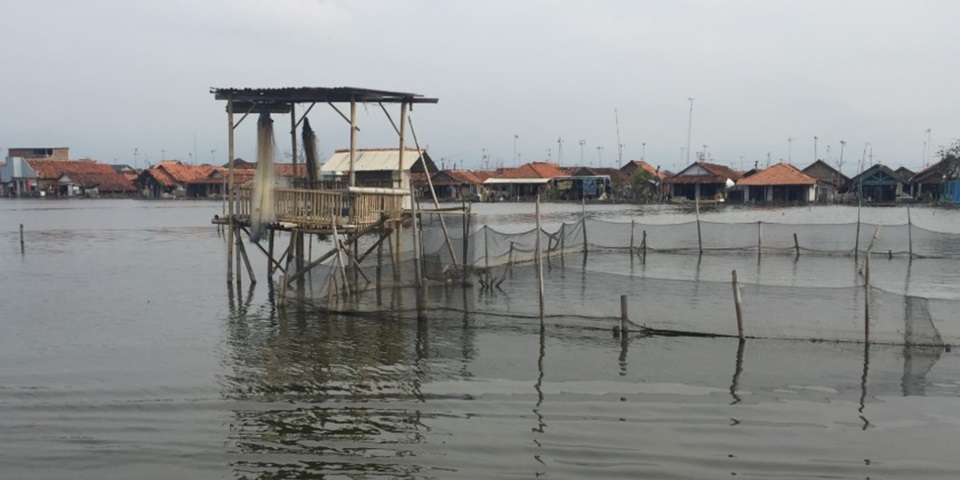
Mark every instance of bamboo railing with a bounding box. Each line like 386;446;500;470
237;186;405;229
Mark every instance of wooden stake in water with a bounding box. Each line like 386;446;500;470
732;270;744;339
757;221;762;258
20;223;25;254
907;203;913;259
629;219;635;258
620;294;629;333
535;195;545;323
695;192;703;255
793;232;800;257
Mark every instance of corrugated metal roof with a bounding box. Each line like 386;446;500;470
320;148;431;173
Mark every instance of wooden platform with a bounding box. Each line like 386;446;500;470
213;186;406;231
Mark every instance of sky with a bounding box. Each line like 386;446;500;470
1;0;958;174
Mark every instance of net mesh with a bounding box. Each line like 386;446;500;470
281;213;960;346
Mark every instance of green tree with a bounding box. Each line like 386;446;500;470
629;168;660;202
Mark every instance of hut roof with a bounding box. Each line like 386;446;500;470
320;148;437;174
492;162;568;180
737;163;817;186
663;162;741;184
211;86;438;113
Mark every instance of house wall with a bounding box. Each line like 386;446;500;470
8;147;69;162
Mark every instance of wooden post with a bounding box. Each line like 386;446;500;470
907;203;913;259
463;203;471;286
19;224;24;254
235;230;257;285
483;225;490;269
620;294;629;333
629;219;635;259
330;219;350;297
411;186;426;318
642;230;647;262
349;95;357;188
757;221;762;258
267;229;275;278
864;254;871;343
234;191;242;287
397;101;407;190
732;270;744;339
290;103;297;179
376;228;383;293
226;95;235;283
536;195;545;323
508;241;514;267
695;190;703;255
581;196;588;254
793;232;800;257
855;199;862;258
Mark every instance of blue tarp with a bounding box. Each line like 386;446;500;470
945;180;960;204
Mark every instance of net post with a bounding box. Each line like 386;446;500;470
535;195;545;323
620;294;629;334
907;204;913;259
793;232;800;258
629;219;635;259
757;221;762;259
732;269;744;340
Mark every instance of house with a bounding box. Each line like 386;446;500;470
1;158;134;197
619;160;666;201
736;163;816;203
662;162;741;201
908;158;960;202
555;166;622;200
8;147;70;162
430;169;489;201
849;164;905;203
137;161;217;198
802;160;850;203
482;161;568;201
320;148;437;195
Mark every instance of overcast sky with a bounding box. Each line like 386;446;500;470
2;0;957;173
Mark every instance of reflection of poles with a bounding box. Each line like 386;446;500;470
858;341;871;429
535;195;545;323
730;338;745;404
695;189;703;255
907;204;913;259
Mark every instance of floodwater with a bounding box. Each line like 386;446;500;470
2;199;960;479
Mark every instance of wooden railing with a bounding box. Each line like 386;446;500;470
237;186;405;229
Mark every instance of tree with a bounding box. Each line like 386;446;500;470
629;168;660;203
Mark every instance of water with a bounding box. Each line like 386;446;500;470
2;199;960;479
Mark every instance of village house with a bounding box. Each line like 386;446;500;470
320;148;436;201
662;161;741;201
802;159;850;203
849;164;906;203
908;158;960;202
481;161;568;201
430;169;490;201
736;162;817;203
137;161;218;198
2;147;134;197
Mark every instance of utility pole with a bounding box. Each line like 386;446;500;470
615;108;623;168
813;136;818;162
787;137;793;163
642;142;646;161
686;97;694;165
579;139;586;165
596;145;604;166
837;140;846;175
513;134;519;166
557;137;563;166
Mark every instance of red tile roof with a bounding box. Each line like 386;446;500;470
493;162;568;179
736;162;817;186
26;159;134;191
622;160;665;179
432;169;486;186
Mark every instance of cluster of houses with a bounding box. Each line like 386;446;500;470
2;146;958;204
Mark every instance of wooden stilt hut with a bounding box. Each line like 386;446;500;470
210;86;439;296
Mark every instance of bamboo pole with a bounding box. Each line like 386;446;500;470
620;294;629;333
757;221;762;258
331;218;350;297
629;219;635;259
349;96;357;188
793;232;800;258
235;229;257;285
732;270;744;339
398;101;407;190
411;185;426;318
226;95;235;283
19;224;24;254
408;115;460;275
536;195;545;323
855;199;862;258
463;202;471;286
907;203;913;259
642;230;647;262
483;225;490;269
267;229;275;278
234;189;242;287
695;189;703;255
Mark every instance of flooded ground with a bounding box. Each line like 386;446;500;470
2;199;960;479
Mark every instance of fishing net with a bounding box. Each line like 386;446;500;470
249;112;277;243
279;212;960;346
